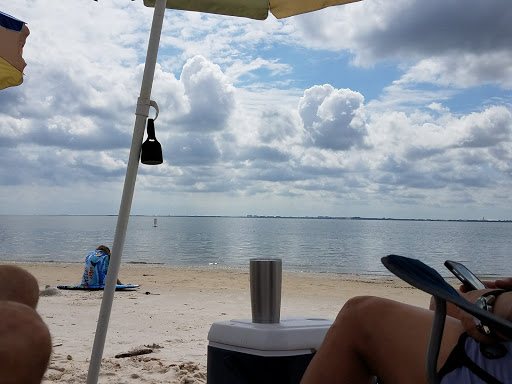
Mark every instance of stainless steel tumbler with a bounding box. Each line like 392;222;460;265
250;258;282;323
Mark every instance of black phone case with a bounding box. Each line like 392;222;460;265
444;260;486;291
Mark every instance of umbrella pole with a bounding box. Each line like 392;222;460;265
86;1;167;383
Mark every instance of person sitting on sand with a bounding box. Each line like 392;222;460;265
81;245;122;286
300;277;512;384
0;265;52;384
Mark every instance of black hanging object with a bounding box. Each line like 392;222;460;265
141;118;163;165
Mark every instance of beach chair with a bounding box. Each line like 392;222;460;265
381;255;512;384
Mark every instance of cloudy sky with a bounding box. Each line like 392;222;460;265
2;0;512;219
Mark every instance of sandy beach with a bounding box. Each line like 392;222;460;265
11;262;444;383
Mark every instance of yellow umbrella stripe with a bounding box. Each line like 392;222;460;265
0;56;23;90
0;10;30;90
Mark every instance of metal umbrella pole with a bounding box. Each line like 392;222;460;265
86;0;167;382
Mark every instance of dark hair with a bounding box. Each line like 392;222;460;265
96;245;111;256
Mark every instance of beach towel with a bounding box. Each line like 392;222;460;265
81;250;110;286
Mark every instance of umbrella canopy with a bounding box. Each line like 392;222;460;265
143;0;361;19
0;11;29;90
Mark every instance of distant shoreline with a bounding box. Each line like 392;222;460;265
2;214;511;223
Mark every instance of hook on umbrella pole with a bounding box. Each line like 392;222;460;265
149;100;159;120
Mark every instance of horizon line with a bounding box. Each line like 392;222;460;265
1;214;511;223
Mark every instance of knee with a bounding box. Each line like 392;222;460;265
334;296;389;329
0;265;40;308
0;302;52;384
337;295;381;317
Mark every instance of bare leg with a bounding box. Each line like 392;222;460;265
0;265;52;383
301;296;464;384
0;265;40;308
0;301;52;384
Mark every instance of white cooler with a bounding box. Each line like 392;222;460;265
207;317;333;384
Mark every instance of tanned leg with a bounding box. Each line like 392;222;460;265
0;265;40;308
0;301;52;384
0;265;52;383
301;296;464;384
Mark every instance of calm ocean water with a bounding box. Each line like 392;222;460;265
0;215;511;278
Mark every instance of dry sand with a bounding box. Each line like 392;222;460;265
11;262;450;383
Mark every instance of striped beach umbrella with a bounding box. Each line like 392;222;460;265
0;11;29;90
88;1;361;383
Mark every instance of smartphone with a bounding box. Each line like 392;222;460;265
444;260;487;291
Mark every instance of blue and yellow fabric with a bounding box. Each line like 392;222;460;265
0;11;30;90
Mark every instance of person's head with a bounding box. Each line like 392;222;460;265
96;245;111;256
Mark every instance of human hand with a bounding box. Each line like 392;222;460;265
429;289;486;322
457;289;511;343
459;277;512;293
494;278;512;290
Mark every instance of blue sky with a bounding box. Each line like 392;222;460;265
1;0;512;220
